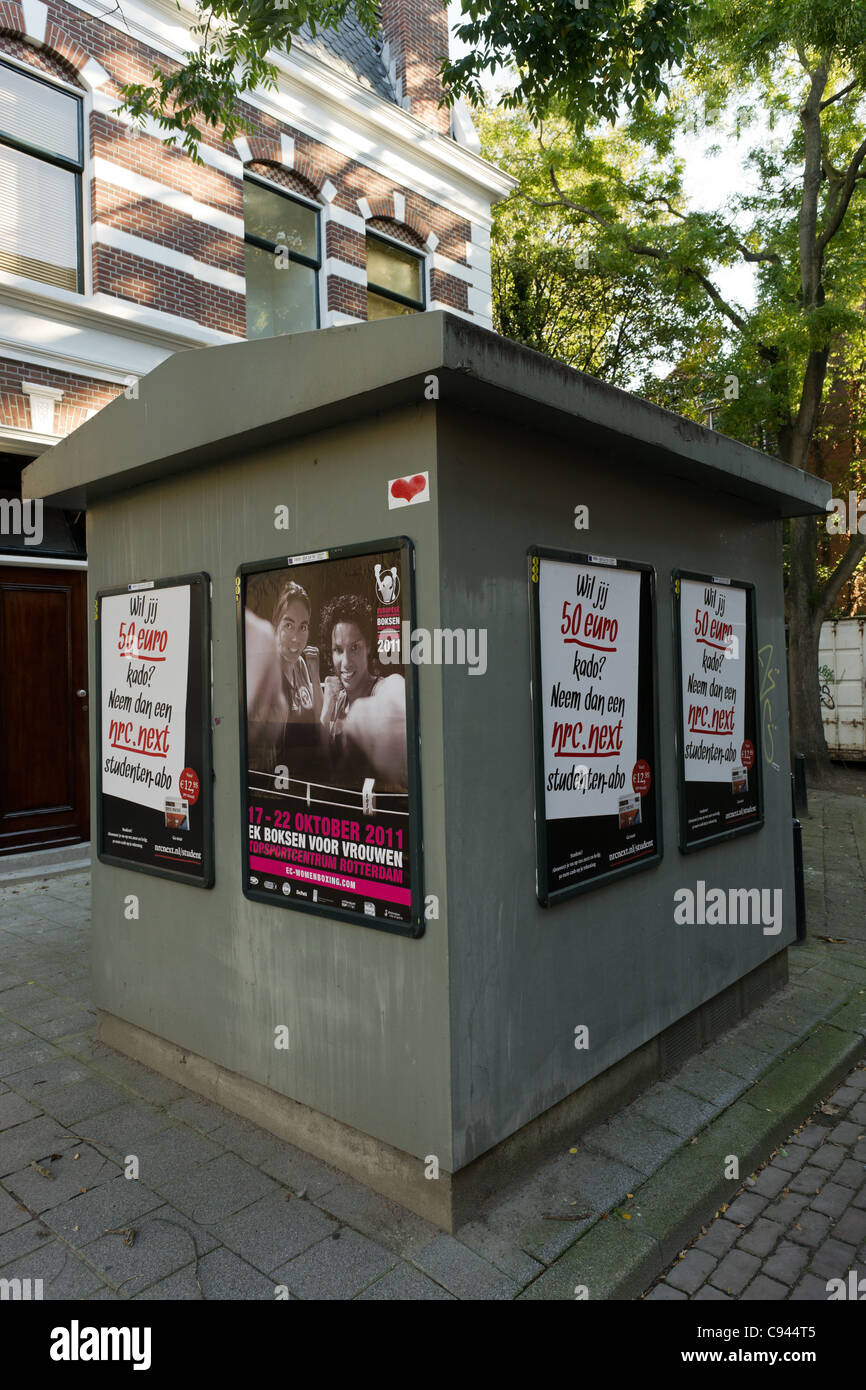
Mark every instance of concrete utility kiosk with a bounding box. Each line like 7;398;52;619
24;313;828;1229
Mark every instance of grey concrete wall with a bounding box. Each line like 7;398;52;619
87;404;456;1168
436;405;793;1170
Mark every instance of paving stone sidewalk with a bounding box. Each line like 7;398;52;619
644;1061;866;1301
0;787;864;1300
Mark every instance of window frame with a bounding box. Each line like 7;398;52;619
0;57;85;294
242;172;322;336
366;227;427;316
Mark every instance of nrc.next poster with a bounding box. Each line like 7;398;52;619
97;575;213;886
529;549;661;904
238;539;423;937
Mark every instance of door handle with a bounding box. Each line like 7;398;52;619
76;689;87;698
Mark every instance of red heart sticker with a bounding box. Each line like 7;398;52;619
390;474;427;503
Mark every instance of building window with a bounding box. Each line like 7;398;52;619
0;60;84;293
366;232;425;320
243;176;320;339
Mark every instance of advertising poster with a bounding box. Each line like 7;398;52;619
96;574;213;885
674;572;762;849
529;548;661;904
238;538;423;937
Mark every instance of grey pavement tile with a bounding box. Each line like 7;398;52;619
829;1086;861;1108
0;1184;31;1235
762;1240;810;1284
789;1165;826;1197
451;1219;545;1287
87;1206;221;1297
632;1084;716;1139
741;1274;788;1300
582;1111;681;1176
0;1091;41;1129
723;1191;767;1224
666;1249;717;1294
315;1175;437;1258
807;1236;858;1280
157;1152;279;1224
749;1165;789;1198
763;1192;810;1225
693;1285;731;1299
811;1142;846;1172
810;1183;852;1219
259;1145;353;1201
709;1249;762;1295
736;1217;784;1258
695;1219;739;1260
671;1060;745;1106
3;1055;93;1097
355;1262;456;1299
790;1208;832;1247
0;1217;56;1266
275;1227;397;1300
645;1282;688;1300
66;1102;175;1157
213;1190;337;1272
39;1173;164;1248
0;1241;106;1299
116;1124;223;1187
834;1206;866;1247
4;1144;120;1214
41;1077;132;1127
0;1020;32;1048
709;1038;773;1081
0;1114;79;1178
206;1118;288;1167
0;983;57;1016
833;1159;866;1190
135;1245;276;1300
409;1232;520;1300
770;1144;812;1174
31;1011;97;1042
165;1096;232;1133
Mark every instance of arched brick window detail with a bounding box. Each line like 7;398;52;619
245;159;321;205
0;8;110;90
357;193;439;253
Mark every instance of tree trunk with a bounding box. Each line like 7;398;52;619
785;514;830;783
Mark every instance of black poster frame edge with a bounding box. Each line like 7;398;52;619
236;536;425;939
95;571;215;889
528;545;663;908
672;568;765;854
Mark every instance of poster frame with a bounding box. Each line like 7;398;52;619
672;568;764;854
528;545;662;907
236;536;425;939
95;571;214;888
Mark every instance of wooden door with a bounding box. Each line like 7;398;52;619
0;567;90;854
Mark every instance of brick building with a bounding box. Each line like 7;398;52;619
0;0;513;854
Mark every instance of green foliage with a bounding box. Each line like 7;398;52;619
119;0;380;159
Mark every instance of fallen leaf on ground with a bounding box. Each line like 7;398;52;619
30;1161;55;1181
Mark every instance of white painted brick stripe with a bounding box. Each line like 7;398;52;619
325;258;366;287
91;223;246;293
93;93;244;179
93;159;244;236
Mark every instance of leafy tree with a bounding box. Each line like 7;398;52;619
117;1;689;157
475;4;866;775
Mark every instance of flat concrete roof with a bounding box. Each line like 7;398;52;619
24;312;828;517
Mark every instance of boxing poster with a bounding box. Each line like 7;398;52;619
673;571;762;850
96;573;213;886
529;548;661;904
238;538;423;936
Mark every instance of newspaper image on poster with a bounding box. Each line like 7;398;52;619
238;538;423;936
529;548;661;903
97;574;213;885
675;572;762;848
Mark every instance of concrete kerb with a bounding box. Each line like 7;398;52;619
519;1016;866;1301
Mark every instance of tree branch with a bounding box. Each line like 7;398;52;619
818;135;866;254
819;533;866;618
819;77;860;111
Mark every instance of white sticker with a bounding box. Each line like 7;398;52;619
388;471;430;509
